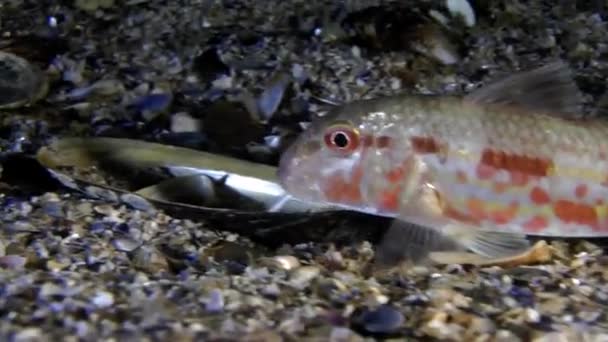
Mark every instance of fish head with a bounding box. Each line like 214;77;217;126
278;98;420;214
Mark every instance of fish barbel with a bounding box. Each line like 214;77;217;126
277;61;608;264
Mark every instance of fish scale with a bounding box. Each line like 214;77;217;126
278;61;608;262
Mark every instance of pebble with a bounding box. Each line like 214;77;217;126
330;327;364;342
260;255;301;271
289;266;321;289
111;237;141;252
354;304;404;335
91;291;115;308
13;328;44;342
205;289;225;313
0;255;27;270
170;112;201;133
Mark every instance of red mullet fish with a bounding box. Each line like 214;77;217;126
277;61;608;264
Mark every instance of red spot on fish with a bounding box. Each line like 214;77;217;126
575;184;588;199
325;177;361;203
467;197;487;221
489;202;519;225
323;165;364;204
493;182;509;194
410;136;440;154
480;148;552;177
596;199;605;206
530;186;551;205
385;167;405;184
509;171;529;187
523;215;549;233
476;163;496;180
376;136;392;149
384;157;413;184
553;200;599;229
456;170;468;183
378;187;401;212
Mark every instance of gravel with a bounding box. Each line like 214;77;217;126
1;0;608;340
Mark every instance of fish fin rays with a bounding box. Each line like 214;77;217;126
464;61;583;119
373;159;530;266
442;224;531;258
374;219;531;267
374;219;462;266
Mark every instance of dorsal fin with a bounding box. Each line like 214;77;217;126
464;61;584;119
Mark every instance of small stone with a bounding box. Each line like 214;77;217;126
577;310;601;323
421;310;464;340
363;286;389;307
91;291;114;308
278;317;305;335
330;327;364;342
447;0;476;27
524;308;541;323
171;112;201;133
261;283;281;298
353;304;404;335
41;201;64;218
291;63;307;83
13;327;44;341
90;79;124;96
132;93;172;114
205;289;224;313
468;316;495;335
289;266;320;289
112;237;141;252
39;283;64;299
260;255;301;271
539;296;568;315
212;75;233;90
132;246;169;274
0;255;27;269
495;330;522;342
390;77;402;90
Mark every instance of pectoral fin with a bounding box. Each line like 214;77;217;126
374;219;531;267
374;159;531;267
374;219;461;266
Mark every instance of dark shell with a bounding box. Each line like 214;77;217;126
0;51;48;109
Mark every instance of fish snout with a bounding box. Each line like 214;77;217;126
277;142;322;199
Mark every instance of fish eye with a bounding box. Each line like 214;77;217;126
323;124;359;153
331;131;349;148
